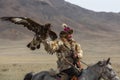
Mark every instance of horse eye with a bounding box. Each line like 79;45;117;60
109;62;112;65
109;68;112;71
98;61;104;66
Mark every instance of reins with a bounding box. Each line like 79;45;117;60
80;60;89;67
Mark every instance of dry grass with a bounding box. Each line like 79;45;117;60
0;54;120;80
0;39;120;80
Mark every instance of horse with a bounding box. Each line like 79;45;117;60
24;58;120;80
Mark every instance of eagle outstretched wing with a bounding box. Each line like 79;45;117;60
0;17;58;50
1;17;41;33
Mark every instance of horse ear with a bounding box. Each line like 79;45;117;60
106;58;110;64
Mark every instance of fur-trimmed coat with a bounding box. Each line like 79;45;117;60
42;38;83;71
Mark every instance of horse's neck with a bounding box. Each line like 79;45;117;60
79;67;101;80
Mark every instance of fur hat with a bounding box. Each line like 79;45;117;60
62;23;73;34
59;24;73;38
59;31;67;38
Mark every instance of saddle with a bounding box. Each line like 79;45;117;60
56;74;78;80
48;68;83;80
56;69;83;80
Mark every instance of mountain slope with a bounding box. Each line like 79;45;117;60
0;0;120;40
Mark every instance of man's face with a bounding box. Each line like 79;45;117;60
66;34;72;40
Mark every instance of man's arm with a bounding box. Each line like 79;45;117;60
42;39;64;54
75;43;83;59
74;43;83;69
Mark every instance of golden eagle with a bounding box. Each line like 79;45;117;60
0;17;57;50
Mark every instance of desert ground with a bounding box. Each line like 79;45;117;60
0;39;120;80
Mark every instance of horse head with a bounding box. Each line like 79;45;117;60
97;58;120;80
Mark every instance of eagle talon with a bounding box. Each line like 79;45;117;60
37;44;40;49
31;47;36;50
27;43;31;48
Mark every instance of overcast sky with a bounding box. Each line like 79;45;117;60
65;0;120;12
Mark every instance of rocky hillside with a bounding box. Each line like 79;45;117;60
0;0;120;41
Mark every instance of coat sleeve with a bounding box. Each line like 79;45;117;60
75;43;83;59
42;39;63;54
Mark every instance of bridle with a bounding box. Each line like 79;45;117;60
86;62;117;80
98;65;117;80
101;70;117;80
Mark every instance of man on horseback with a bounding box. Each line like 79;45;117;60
42;24;83;80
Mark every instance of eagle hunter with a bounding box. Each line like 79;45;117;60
0;17;57;50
